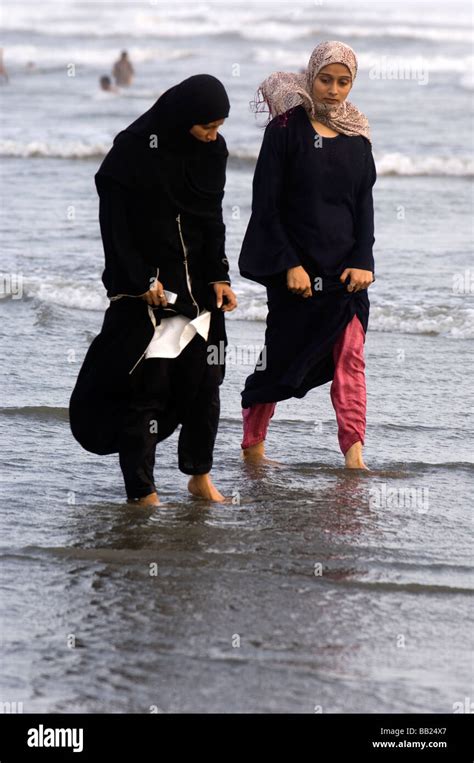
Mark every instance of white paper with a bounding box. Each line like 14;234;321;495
144;309;212;359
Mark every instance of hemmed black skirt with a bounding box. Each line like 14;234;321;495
241;274;369;408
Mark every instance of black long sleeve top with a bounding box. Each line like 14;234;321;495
239;104;376;287
95;174;231;312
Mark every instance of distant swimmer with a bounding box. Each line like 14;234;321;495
112;50;134;87
0;48;9;83
99;75;119;93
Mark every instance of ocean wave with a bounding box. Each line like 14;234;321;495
4;44;196;67
365;460;474;473
298;24;474;45
319;578;473;595
376;153;473;177
219;416;474;437
2;9;472;45
228;299;474;338
230;151;474;177
1;546;471;594
0;546;155;563
4;45;473;87
0;277;108;311
252;48;474;75
13;277;474;339
1;140;472;177
0;406;69;421
25;279;109;311
0;139;110;159
368;303;474;338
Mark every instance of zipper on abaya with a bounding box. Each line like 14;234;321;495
127;215;198;375
176;213;199;312
128;305;156;375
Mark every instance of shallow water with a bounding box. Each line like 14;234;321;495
1;318;473;712
1;0;473;713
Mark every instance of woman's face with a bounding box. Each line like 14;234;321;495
311;63;352;106
189;118;225;142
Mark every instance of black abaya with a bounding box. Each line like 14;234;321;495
69;75;232;456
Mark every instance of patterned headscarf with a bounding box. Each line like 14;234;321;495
252;41;371;142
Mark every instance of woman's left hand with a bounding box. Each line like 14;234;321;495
212;283;238;312
340;268;374;293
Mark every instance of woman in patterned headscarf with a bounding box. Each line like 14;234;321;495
239;41;377;469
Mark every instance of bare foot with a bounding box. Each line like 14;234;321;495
242;441;282;465
131;491;161;507
188;473;226;502
344;441;370;470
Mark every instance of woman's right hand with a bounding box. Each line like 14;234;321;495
287;266;312;298
140;279;168;307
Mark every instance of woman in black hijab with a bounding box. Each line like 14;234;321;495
69;74;237;506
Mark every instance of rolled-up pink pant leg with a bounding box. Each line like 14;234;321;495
241;402;277;449
330;313;367;456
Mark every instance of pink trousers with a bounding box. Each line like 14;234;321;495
241;313;367;456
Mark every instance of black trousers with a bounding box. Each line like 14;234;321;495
118;334;222;500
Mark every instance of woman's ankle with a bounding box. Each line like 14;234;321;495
242;440;265;452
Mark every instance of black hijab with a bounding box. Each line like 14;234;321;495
95;74;230;218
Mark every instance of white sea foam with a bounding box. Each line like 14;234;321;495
368;304;474;339
25;278;109;312
17;276;474;338
1;3;471;45
376;153;474;177
299;23;474;44
3;44;196;67
252;48;474;75
0;140;111;159
2;140;471;177
231;150;474;178
234;300;474;339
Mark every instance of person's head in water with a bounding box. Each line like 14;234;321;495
100;75;113;91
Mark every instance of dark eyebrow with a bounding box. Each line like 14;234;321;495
319;74;351;80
